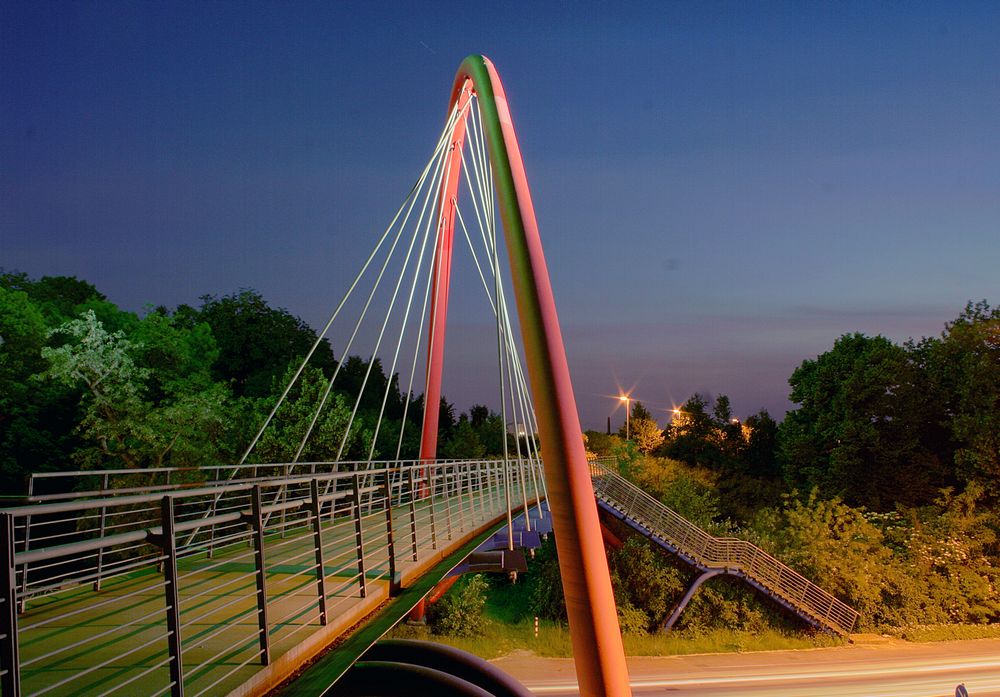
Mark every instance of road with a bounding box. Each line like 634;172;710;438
491;637;1000;696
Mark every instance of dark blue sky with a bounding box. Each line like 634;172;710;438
3;2;998;429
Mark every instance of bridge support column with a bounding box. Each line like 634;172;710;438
662;568;726;632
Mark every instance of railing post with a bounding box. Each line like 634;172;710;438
428;464;438;549
93;473;110;592
351;475;367;598
458;467;470;532
444;464;454;541
159;496;185;697
476;464;487;520
407;469;418;561
308;479;328;626
0;513;22;697
824;595;835;622
382;473;398;594
17;514;29;614
249;485;271;665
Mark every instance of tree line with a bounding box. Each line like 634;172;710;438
579;300;999;633
0;271;512;493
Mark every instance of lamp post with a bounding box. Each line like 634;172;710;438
619;394;631;440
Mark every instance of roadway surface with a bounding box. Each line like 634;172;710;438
492;637;1000;696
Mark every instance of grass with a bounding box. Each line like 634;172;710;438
389;586;843;661
621;628;843;655
387;570;846;659
892;624;1000;642
390;621;843;659
390;618;576;659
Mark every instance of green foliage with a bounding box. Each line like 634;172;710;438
528;537;566;622
626;455;720;528
680;576;788;634
912;301;1000;494
0;287;81;488
429;574;489;637
774;491;903;627
39;310;230;470
615;599;652;635
779;333;945;510
583;430;619;456
440;406;509;459
631;417;665;454
198;290;336;398
253;364;369;462
607;536;685;631
661;394;746;472
1;271;106;324
441;415;485;459
896;484;1000;624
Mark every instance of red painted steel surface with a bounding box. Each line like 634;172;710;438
417;56;631;697
418;83;474;465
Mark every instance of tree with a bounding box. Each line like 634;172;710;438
631;401;653;422
773;491;900;628
252;364;369;463
661;394;726;469
198;290;336;398
0;287;80;489
742;409;779;479
607;536;685;631
912;301;1000;494
1;271;105;323
779;333;944;510
441;414;485;459
617;401;663;454
40;310;228;470
630;416;664;454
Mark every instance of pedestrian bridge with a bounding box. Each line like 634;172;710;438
0;456;857;697
1;54;858;697
1;459;545;696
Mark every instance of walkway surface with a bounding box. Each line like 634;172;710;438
15;489;519;697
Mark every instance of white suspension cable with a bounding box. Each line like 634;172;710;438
241;100;466;466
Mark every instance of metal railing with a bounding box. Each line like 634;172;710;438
589;460;859;636
0;458;543;697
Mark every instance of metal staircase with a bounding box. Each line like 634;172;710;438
589;460;859;636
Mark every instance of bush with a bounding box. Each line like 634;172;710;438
528;537;566;621
428;574;489;637
608;536;685;631
616;599;651;634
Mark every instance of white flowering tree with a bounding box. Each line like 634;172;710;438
41;310;227;469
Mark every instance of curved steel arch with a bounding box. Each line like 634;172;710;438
418;55;631;697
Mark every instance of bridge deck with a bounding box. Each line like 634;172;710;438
2;461;540;697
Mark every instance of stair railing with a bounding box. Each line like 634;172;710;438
589;460;859;635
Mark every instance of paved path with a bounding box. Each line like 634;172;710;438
493;637;1000;696
16;491;508;696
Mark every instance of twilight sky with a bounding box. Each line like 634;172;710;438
3;2;998;430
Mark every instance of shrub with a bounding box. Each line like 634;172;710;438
528;537;567;621
429;574;489;637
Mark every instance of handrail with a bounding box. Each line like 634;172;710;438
0;457;545;697
589;460;859;635
23;458;487;503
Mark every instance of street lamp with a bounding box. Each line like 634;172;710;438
619;394;631;439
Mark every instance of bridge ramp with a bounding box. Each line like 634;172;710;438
590;461;859;636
